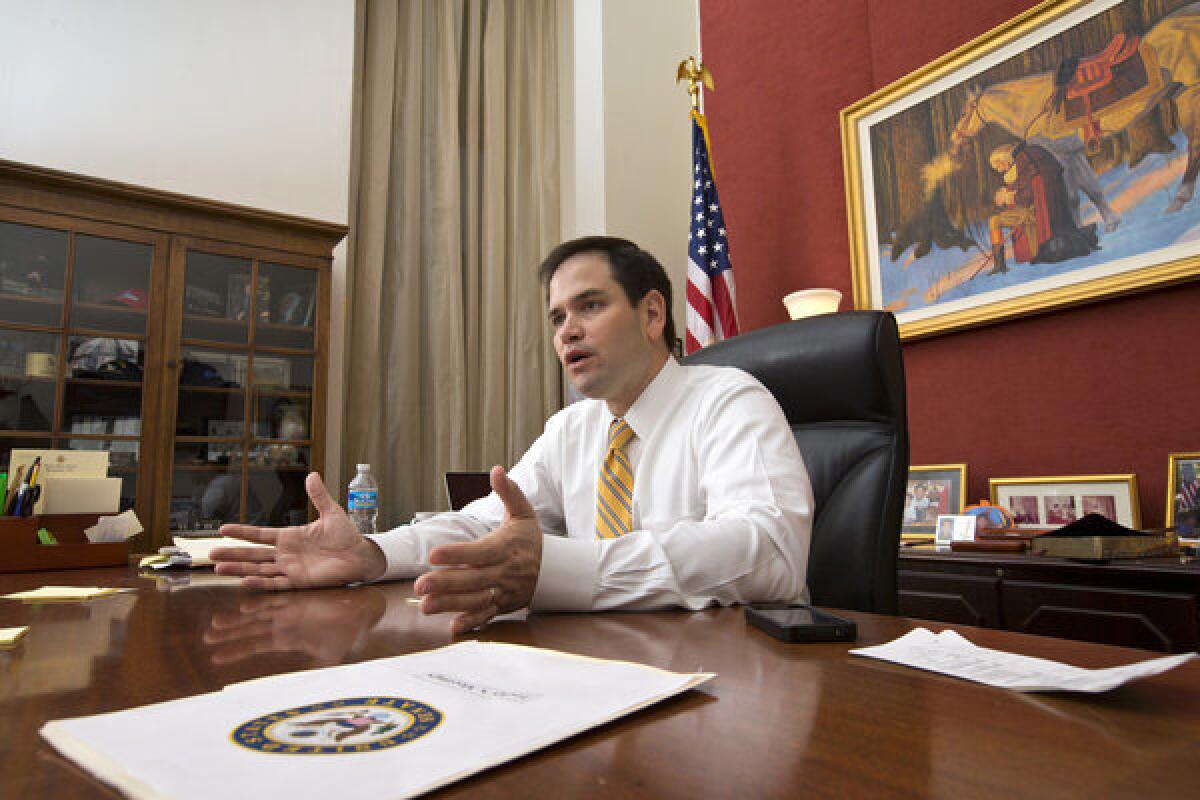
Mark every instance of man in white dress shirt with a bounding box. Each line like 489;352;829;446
213;236;813;633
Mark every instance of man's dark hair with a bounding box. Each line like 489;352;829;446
537;236;676;349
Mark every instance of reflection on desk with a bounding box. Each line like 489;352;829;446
1;566;1199;798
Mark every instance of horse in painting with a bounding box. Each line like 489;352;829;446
950;2;1200;223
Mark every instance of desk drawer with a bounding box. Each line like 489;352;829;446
899;570;1001;627
1002;580;1198;653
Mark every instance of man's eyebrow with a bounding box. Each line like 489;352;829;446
547;287;608;316
571;288;607;304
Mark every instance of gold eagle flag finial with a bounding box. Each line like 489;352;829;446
676;56;714;112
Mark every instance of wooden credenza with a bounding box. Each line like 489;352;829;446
898;548;1200;653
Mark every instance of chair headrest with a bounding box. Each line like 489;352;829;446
681;311;904;426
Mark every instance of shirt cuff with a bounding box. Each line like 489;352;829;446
530;535;597;611
365;526;427;582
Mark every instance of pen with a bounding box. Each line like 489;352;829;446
10;458;38;517
3;465;24;515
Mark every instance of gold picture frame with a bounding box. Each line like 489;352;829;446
902;464;967;540
989;474;1140;529
1166;452;1200;530
841;0;1200;340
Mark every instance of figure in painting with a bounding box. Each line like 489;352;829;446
986;143;1099;273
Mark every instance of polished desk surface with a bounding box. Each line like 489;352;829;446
3;568;1200;799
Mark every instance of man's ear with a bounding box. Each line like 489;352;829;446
639;290;667;344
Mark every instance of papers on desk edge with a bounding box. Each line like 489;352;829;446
0;625;29;648
851;627;1197;693
1;586;136;602
40;641;714;800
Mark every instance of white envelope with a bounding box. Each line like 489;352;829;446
35;476;122;515
10;449;110;480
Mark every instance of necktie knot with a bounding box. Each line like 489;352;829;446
608;418;635;453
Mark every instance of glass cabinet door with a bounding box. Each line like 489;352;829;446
0;219;153;515
0;220;67;328
169;251;318;532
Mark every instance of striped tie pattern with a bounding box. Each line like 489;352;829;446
596;418;635;538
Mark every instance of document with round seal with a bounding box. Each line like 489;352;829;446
41;641;714;799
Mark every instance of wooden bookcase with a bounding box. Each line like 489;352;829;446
0;160;346;549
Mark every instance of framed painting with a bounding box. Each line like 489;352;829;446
1166;451;1200;532
989;474;1141;528
841;0;1200;339
902;464;967;539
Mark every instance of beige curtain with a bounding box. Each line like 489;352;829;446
344;0;561;527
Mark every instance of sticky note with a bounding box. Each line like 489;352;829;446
1;586;134;602
0;625;29;648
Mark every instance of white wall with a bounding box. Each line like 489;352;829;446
0;0;354;486
562;0;699;346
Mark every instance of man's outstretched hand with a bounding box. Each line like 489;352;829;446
212;472;386;590
414;465;542;634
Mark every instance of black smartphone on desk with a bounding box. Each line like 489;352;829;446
745;604;857;642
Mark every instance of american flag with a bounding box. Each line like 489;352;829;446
1181;464;1200;511
685;111;739;354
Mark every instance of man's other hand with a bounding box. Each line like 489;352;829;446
415;465;543;634
211;472;386;590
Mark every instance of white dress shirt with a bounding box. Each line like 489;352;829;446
366;358;813;611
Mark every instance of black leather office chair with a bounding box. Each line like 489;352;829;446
682;310;908;613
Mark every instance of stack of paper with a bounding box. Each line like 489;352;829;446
144;536;270;569
42;641;713;799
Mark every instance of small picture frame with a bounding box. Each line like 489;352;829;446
902;464;967;539
1166;453;1200;535
936;514;977;545
990;475;1141;530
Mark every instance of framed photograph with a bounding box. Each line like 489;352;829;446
936;514;979;545
841;0;1200;340
990;474;1141;529
1166;452;1200;533
902;464;967;539
250;356;291;389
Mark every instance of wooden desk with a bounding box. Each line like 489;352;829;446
3;567;1200;799
900;548;1200;653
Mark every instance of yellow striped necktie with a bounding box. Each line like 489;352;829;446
596;418;636;539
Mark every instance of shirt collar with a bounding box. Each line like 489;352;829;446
617;357;683;441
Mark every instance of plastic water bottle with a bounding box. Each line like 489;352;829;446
347;464;379;536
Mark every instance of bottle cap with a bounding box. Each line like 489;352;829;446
357;463;370;470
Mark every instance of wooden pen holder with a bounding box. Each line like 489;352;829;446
0;514;128;573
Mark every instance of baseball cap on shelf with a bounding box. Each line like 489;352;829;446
102;288;147;309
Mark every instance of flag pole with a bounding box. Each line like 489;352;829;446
675;56;712;114
678;56;739;355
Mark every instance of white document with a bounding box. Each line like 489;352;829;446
41;641;714;800
85;510;144;542
851;627;1196;693
168;536;270;567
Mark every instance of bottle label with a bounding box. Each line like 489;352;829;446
348;490;378;511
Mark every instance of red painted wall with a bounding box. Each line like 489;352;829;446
701;0;1196;525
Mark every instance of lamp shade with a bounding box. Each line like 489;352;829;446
783;289;841;320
